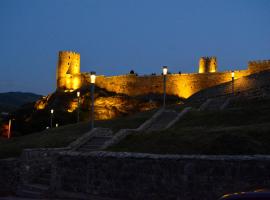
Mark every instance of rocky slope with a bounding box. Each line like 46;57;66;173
10;86;179;135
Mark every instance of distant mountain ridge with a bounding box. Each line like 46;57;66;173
0;92;42;113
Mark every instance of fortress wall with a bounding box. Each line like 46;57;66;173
55;51;270;96
93;70;250;98
248;60;270;73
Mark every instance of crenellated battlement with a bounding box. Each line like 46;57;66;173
59;51;80;56
248;59;270;72
248;60;270;66
59;51;80;59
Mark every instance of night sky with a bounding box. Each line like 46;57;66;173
0;0;269;95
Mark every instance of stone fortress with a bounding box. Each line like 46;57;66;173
56;51;270;99
198;56;217;73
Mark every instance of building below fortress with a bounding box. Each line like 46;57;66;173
56;51;270;99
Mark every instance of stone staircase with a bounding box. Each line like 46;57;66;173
16;183;49;198
145;109;178;132
76;135;113;152
73;128;113;152
16;129;114;199
199;97;230;111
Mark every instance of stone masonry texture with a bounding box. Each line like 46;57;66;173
52;151;270;200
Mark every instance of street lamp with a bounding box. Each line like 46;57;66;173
77;91;80;123
50;109;54;128
231;71;235;95
90;71;96;130
162;66;168;107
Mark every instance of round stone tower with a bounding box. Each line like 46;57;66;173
209;57;217;73
56;51;81;90
199;57;207;73
198;56;217;73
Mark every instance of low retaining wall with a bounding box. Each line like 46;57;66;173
20;148;69;185
52;151;270;200
0;158;19;195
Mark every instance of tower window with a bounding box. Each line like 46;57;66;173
68;63;69;65
69;56;70;59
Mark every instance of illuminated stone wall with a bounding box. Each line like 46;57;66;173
55;51;270;99
94;69;250;99
248;60;270;73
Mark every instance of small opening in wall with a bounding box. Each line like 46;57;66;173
69;56;70;59
68;63;69;65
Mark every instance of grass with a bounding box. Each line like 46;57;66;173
95;109;156;132
108;123;270;155
0;109;156;158
3;97;270;158
108;98;270;155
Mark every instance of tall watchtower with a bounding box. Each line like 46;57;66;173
56;51;81;90
198;56;217;73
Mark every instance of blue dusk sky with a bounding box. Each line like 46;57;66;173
0;0;270;95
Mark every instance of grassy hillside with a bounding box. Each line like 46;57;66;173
0;109;155;158
108;98;270;155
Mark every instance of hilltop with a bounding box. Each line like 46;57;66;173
0;92;41;113
2;70;270;156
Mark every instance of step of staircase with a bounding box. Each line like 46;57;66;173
200;97;229;111
85;136;112;145
147;110;178;132
76;135;113;152
16;183;49;198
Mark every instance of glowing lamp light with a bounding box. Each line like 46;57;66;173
231;71;235;78
90;71;96;84
50;109;54;128
162;66;168;107
163;66;168;75
77;91;81;123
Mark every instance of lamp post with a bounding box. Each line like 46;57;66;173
50;109;54;128
77;91;80;123
162;66;168;107
231;71;235;95
90;72;96;130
